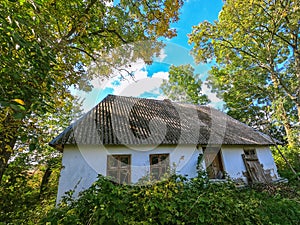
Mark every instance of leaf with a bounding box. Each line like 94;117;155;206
29;143;36;151
19;0;26;6
10;103;25;111
13;112;24;120
12;99;25;105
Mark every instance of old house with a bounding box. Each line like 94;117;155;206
49;95;279;202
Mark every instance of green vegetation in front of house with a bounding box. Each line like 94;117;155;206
41;173;300;225
0;146;299;224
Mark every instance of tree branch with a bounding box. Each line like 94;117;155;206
219;38;262;64
64;0;97;40
69;46;96;61
107;29;129;44
260;24;294;48
276;75;297;101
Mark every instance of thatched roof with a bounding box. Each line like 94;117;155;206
49;95;274;150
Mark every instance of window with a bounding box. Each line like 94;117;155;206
150;154;169;180
107;155;131;184
203;147;224;179
243;148;257;159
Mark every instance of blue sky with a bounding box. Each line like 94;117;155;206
76;0;224;112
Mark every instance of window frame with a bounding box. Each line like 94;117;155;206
243;148;258;160
149;153;170;180
107;154;131;184
203;147;225;179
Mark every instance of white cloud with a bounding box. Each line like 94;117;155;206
118;77;163;97
151;71;169;80
76;61;170;111
108;70;169;98
201;81;224;109
156;49;167;62
90;58;147;89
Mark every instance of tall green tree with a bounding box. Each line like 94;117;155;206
0;94;82;223
161;64;209;105
189;0;300;145
0;0;184;181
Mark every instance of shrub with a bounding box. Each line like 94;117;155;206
41;175;300;225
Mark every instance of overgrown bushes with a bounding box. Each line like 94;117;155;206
41;175;300;225
1;147;299;225
0;157;60;225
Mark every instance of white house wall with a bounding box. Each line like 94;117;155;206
220;146;279;183
56;145;99;204
56;144;203;203
220;147;248;182
56;144;279;203
256;147;278;179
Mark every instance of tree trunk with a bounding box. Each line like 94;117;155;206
273;144;299;180
277;100;296;146
39;167;52;197
283;123;294;145
291;32;300;124
297;104;300;123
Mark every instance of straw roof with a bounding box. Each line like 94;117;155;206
49;95;274;150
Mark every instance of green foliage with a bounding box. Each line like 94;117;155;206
0;93;82;224
42;175;300;225
0;157;61;224
272;145;300;180
161;65;209;105
189;0;300;146
0;0;184;181
0;0;184;222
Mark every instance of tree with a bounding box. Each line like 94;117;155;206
161;64;209;105
189;0;300;145
0;94;82;223
0;0;184;181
